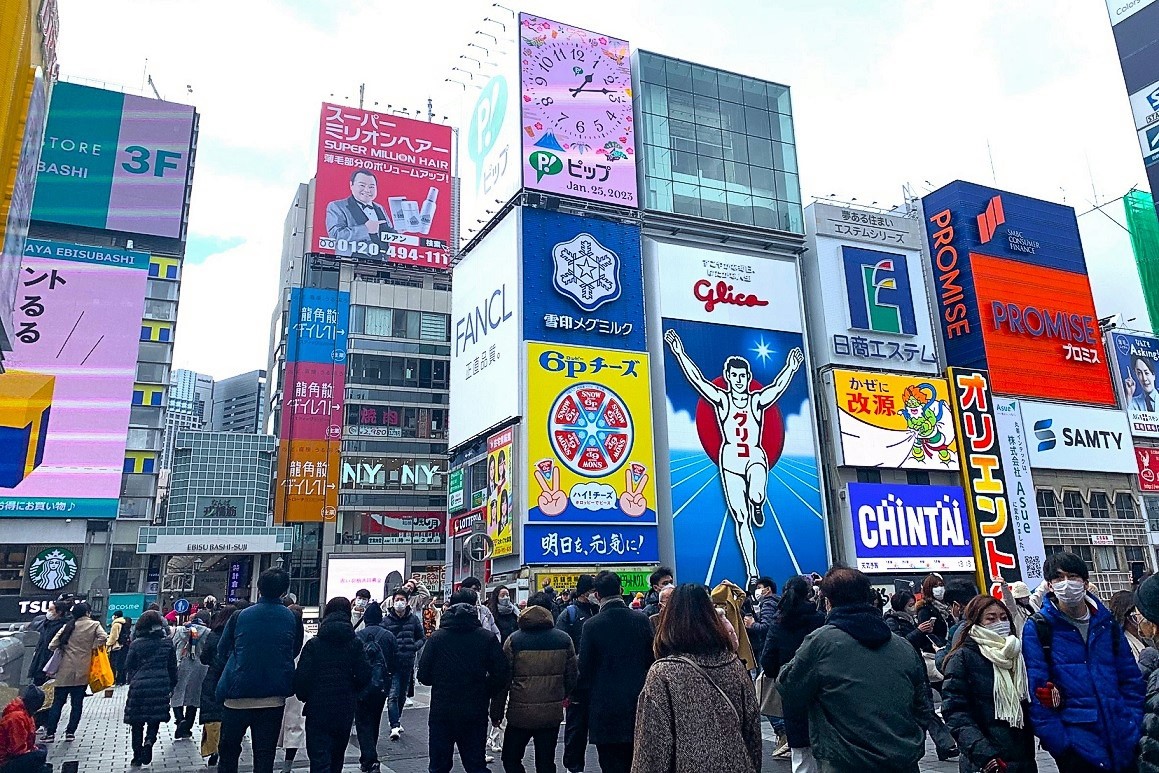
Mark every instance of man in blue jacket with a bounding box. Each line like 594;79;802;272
1022;552;1144;773
214;568;303;773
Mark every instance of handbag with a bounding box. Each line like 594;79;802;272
88;647;114;694
754;672;783;717
922;651;943;683
42;649;62;678
667;656;741;723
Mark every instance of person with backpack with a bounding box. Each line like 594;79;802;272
555;573;599;773
277;605;312;773
380;588;425;742
171;611;210;740
294;597;371;773
1022;552;1144;773
354;602;397;773
109;611;132;686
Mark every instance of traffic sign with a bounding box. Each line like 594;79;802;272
466;533;494;562
173;598;191;614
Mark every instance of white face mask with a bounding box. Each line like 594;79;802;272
1052;578;1087;606
932;586;946;601
984;620;1011;637
393;600;407;613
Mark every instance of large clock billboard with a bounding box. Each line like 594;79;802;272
519;14;638;208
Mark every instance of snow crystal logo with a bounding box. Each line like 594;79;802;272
28;547;78;591
551;232;621;313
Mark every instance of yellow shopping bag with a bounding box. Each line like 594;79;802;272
88;647;114;694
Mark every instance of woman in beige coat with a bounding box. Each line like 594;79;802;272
43;601;107;742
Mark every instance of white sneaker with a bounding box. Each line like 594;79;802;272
404;698;415;707
773;742;790;757
485;755;495;764
390;727;401;741
397;726;404;735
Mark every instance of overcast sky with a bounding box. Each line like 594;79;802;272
54;0;1153;379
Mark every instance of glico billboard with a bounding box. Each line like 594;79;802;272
922;181;1115;406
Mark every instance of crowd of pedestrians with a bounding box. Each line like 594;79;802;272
12;552;1159;773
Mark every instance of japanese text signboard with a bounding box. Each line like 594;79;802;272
32;82;195;239
485;427;516;558
521;207;644;351
524;341;658;565
1138;446;1159;491
0;239;148;518
829;369;960;470
519;14;638;208
946;367;1025;590
992;399;1047;585
1109;331;1159;438
313;103;452;269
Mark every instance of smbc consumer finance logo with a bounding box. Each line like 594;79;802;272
28;547;78;591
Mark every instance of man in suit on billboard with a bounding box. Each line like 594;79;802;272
1126;356;1159;412
325;169;394;257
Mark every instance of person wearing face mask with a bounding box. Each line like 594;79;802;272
915;574;954;650
488;585;519;644
1108;590;1149;663
556;574;600;773
743;577;779;665
940;595;1036;773
641;567;674;618
1022;552;1144;773
351;589;373;630
26;599;71;689
380;589;425;743
884;591;927;649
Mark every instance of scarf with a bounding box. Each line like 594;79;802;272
968;625;1028;729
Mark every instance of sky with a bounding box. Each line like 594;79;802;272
53;0;1154;379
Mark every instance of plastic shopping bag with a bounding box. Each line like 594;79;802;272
88;647;114;694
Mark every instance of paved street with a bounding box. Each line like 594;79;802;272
45;683;1059;772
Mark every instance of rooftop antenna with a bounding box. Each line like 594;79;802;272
146;74;162;100
986;139;997;186
359;83;365;110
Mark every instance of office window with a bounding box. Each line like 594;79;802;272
1036;489;1058;518
1126;546;1146;564
906;471;930;486
856;469;881;484
1089;491;1110;519
1070;544;1094;564
1092;545;1119;573
364;307;393;337
420;313;449;342
1116;492;1138;520
1062;491;1085;519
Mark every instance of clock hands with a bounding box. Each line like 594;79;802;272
569;72;594;97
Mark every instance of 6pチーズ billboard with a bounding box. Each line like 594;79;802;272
848;483;975;574
32;82;195;239
829;369;959;471
519;14;638;208
0;239;149;518
313;103;452;269
524;342;658;565
1109;331;1159;437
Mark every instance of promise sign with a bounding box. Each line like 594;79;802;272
946;367;1022;591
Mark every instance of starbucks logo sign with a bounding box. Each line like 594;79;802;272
28;547;78;591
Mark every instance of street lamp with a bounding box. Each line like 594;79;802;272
191;557;204;595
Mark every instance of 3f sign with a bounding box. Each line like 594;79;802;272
122;145;183;177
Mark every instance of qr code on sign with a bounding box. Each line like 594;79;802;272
1024;555;1042;581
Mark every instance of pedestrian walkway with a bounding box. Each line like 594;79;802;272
47;684;1059;772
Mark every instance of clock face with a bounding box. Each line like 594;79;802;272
522;34;632;146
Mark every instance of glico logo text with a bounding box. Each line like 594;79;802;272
990;302;1096;344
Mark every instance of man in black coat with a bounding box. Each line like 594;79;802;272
576;571;654;773
354;602;397;773
417;589;508;773
294;597;371;773
555;574;599;773
744;576;779;661
26;600;70;687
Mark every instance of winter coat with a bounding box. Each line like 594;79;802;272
576;598;654;745
1140;666;1159;773
1022;596;1145;771
27;615;65;679
476;603;501;639
198;629;225;724
278;631;313;750
710;581;755;669
356;622;399;683
778;603;934;771
123;628;178;726
417;603;508;723
380;607;425;666
555;599;598;653
631;650;762;773
215;597;302;702
885;609;935;654
494;608;519;643
170;623;209;707
0;697;36;765
49;617;108;688
108;618;126;652
745;593;779;662
491;605;577;730
915;599;954;649
293;612;371;726
941;639;1038;773
758;600;826;748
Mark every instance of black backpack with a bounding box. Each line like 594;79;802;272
361;635;388;698
117;619;132;647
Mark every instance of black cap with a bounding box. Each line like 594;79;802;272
575;574;595;596
1138;574;1159;623
21;684;45;714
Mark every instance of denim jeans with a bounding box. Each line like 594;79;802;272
388;667;410;729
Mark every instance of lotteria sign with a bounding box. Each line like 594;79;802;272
847;482;975;574
922;182;1115;407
